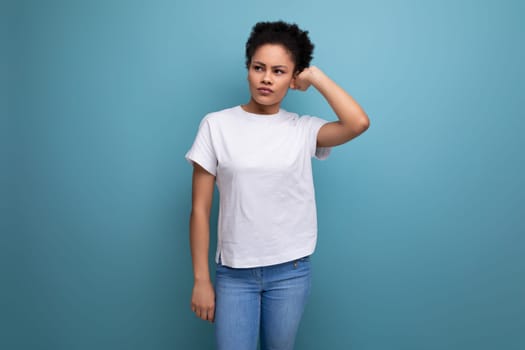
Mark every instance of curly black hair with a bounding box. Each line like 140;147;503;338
245;21;314;73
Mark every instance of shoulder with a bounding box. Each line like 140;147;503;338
202;106;237;121
199;106;241;127
277;110;329;132
280;108;324;122
291;112;329;129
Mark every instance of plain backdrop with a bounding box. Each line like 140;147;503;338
3;0;524;349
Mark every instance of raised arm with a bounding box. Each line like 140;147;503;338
291;66;370;147
189;163;216;322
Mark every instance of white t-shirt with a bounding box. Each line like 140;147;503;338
185;105;330;268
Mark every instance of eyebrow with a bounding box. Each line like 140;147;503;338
252;61;289;69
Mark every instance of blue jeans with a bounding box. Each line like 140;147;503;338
214;256;312;350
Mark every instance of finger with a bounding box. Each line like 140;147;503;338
296;83;307;91
196;308;205;320
207;306;215;323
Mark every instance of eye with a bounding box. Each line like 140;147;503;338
274;69;285;75
253;65;263;72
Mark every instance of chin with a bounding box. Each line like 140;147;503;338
255;96;282;106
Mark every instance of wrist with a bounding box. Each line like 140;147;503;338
306;66;323;85
194;275;211;283
193;268;211;283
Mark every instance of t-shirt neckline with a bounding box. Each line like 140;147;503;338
237;105;284;119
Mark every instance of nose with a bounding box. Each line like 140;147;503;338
261;71;272;85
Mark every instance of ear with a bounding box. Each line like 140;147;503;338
289;71;299;89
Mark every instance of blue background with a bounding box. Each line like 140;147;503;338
4;0;524;349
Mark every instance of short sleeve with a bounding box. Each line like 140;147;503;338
185;117;218;175
303;116;331;160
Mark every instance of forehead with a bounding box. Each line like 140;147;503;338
251;44;294;66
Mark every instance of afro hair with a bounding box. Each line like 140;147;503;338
245;21;314;73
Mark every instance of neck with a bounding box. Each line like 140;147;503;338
242;98;280;115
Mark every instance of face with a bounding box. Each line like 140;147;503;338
244;44;296;114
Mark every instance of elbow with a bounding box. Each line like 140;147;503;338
355;114;370;135
361;115;370;132
190;206;211;221
340;117;370;143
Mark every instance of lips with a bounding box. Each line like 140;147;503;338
257;87;273;94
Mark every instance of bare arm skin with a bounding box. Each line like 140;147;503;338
291;66;370;147
189;163;216;322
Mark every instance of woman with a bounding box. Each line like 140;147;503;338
185;21;369;350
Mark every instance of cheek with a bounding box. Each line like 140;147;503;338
248;73;261;86
278;80;293;93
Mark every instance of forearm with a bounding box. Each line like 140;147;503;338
308;66;369;131
189;209;211;282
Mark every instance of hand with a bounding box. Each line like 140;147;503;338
191;279;215;322
290;66;318;91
